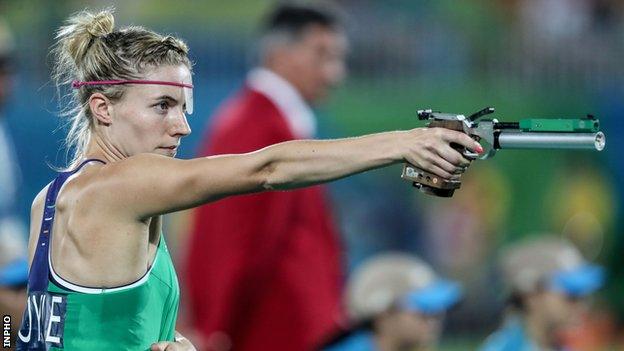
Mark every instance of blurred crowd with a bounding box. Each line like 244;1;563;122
1;0;623;350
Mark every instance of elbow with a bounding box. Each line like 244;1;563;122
259;161;277;190
258;160;286;191
248;145;295;191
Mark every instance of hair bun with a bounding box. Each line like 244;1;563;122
85;11;114;38
55;9;115;66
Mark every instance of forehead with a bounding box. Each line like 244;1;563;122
299;25;348;50
125;64;192;99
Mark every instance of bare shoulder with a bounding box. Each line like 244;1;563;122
92;153;181;180
84;153;185;192
75;152;262;220
78;153;187;219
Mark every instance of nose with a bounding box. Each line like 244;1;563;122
170;111;192;137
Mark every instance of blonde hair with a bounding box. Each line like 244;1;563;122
52;8;191;167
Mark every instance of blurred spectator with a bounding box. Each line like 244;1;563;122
183;3;348;350
0;17;28;350
480;236;604;351
323;252;462;351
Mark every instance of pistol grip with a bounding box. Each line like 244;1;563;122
401;163;461;197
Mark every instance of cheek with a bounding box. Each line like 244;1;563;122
299;54;322;82
117;110;164;146
127;114;153;135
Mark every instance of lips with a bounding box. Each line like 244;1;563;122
159;145;178;150
158;145;179;156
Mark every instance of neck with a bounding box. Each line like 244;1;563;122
83;132;127;164
262;64;305;99
525;313;558;350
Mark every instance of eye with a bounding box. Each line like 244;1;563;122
155;101;169;113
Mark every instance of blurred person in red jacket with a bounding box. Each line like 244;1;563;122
184;3;349;350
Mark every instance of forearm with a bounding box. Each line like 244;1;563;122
257;131;405;190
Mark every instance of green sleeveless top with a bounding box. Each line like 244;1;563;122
17;159;180;351
47;236;179;350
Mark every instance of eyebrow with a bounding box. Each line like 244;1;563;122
153;95;180;104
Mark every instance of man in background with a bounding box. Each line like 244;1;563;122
184;3;348;350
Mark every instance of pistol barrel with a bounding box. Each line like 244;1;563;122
497;131;605;151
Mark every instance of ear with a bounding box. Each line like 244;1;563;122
88;93;113;125
263;42;298;70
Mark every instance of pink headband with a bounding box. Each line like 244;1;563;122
71;79;195;114
71;80;193;89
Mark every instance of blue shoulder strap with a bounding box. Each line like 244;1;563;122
27;159;105;293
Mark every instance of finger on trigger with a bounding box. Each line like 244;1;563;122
447;130;483;154
453;147;475;167
439;145;471;168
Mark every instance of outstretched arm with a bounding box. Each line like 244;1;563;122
93;128;479;220
252;128;476;189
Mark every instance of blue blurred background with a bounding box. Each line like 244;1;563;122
2;0;623;349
